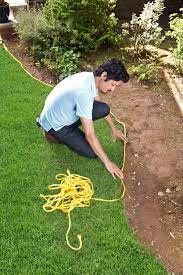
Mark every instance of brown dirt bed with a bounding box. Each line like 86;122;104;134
4;36;183;274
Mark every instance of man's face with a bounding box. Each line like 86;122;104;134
98;72;123;94
99;79;122;94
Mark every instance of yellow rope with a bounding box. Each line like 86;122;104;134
2;42;127;251
40;170;95;250
2;43;53;88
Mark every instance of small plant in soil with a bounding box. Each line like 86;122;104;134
166;8;183;74
121;0;165;57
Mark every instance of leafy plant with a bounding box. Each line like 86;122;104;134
15;0;121;80
122;0;165;57
15;9;52;54
130;62;157;83
42;0;121;52
15;9;80;79
43;47;80;80
166;8;183;73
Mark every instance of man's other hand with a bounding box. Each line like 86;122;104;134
112;129;128;143
104;159;123;180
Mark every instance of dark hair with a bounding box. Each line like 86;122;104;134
94;59;129;83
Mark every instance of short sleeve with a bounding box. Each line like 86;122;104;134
75;92;93;119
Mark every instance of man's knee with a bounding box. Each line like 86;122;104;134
93;101;110;120
82;149;97;159
88;152;97;159
102;103;110;117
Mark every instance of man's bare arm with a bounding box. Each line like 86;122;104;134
94;95;115;132
80;117;123;179
104;114;128;143
94;94;101;101
94;95;128;143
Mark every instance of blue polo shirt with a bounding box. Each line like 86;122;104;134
39;72;98;132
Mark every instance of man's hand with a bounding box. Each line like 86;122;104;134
112;129;128;143
80;118;124;180
104;159;123;180
103;114;128;143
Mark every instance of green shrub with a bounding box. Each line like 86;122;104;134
15;9;51;53
166;8;183;73
15;0;121;80
15;9;80;79
15;9;53;63
43;0;121;52
122;0;165;57
43;47;80;80
130;63;157;83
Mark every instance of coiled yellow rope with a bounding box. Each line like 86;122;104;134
40;168;125;250
2;42;127;251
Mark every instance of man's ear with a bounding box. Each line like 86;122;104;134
101;71;108;81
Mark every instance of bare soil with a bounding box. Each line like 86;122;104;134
103;80;183;274
4;35;183;274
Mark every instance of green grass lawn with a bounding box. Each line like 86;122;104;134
0;45;167;274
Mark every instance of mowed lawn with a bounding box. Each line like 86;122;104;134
0;46;167;274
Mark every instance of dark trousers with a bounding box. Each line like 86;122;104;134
48;101;110;158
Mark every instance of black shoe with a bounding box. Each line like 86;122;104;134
36;117;41;128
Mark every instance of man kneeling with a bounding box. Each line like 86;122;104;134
37;59;129;179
